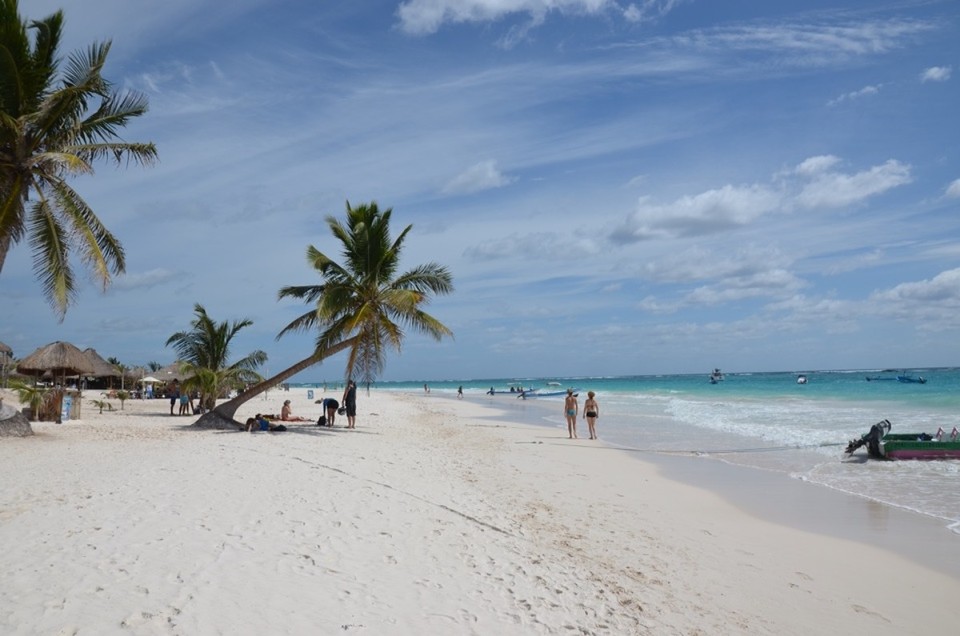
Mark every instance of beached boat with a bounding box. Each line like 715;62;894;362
844;420;960;460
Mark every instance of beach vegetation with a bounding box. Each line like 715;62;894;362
165;304;268;413
196;201;454;427
10;379;52;420
0;0;158;319
89;398;113;414
115;389;129;410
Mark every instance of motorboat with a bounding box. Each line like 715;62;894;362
896;374;927;384
796;374;807;384
844;420;960;460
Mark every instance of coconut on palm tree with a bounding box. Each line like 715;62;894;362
195;201;454;428
0;0;158;318
166;304;268;413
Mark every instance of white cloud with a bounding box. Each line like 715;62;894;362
920;66;952;82
827;84;881;106
945;178;960;198
612;156;912;243
611;185;781;242
793;155;841;176
669;19;934;68
442;160;515;195
395;0;683;36
873;268;960;304
793;159;911;209
868;268;960;330
111;268;179;291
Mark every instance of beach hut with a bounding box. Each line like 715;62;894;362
16;341;94;423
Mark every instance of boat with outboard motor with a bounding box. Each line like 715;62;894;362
896;374;927;384
844;420;960;460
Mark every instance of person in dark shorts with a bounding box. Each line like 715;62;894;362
323;397;339;427
341;380;357;429
169;380;179;416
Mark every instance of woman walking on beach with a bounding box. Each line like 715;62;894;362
564;388;578;439
342;380;357;429
583;391;600;440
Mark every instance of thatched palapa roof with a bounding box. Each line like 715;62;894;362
82;348;120;378
155;362;189;383
17;341;94;376
0;341;11;355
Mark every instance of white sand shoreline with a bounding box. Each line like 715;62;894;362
459;391;960;579
2;388;958;635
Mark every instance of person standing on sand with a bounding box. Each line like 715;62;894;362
583;391;600;440
457;386;463;399
564;388;578;439
169;380;179;416
342;380;357;429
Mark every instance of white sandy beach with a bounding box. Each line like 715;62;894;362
1;387;958;635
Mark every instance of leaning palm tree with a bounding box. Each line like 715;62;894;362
0;0;158;319
166;304;268;413
195;201;453;428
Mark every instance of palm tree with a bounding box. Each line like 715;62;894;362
166;304;268;413
0;0;158;319
195;201;454;428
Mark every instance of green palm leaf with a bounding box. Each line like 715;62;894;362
0;0;157;319
203;201;454;425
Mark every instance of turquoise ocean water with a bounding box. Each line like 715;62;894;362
294;368;960;534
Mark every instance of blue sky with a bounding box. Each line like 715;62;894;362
2;0;959;381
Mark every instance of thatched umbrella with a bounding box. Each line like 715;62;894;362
17;341;94;423
82;348;120;387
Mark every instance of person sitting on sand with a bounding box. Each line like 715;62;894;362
246;414;286;432
280;399;311;422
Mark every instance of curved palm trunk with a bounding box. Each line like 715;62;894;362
193;338;356;429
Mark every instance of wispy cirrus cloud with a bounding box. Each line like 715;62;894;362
396;0;686;36
827;83;881;106
946;178;960;199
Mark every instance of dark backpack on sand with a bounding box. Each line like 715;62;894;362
317;415;327;426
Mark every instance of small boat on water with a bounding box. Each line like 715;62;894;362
844;420;960;460
897;374;927;384
519;388;579;399
796;374;807;385
865;375;897;381
709;368;724;384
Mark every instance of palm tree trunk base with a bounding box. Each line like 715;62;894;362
192;409;240;430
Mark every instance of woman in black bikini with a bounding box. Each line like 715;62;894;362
583;391;600;440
